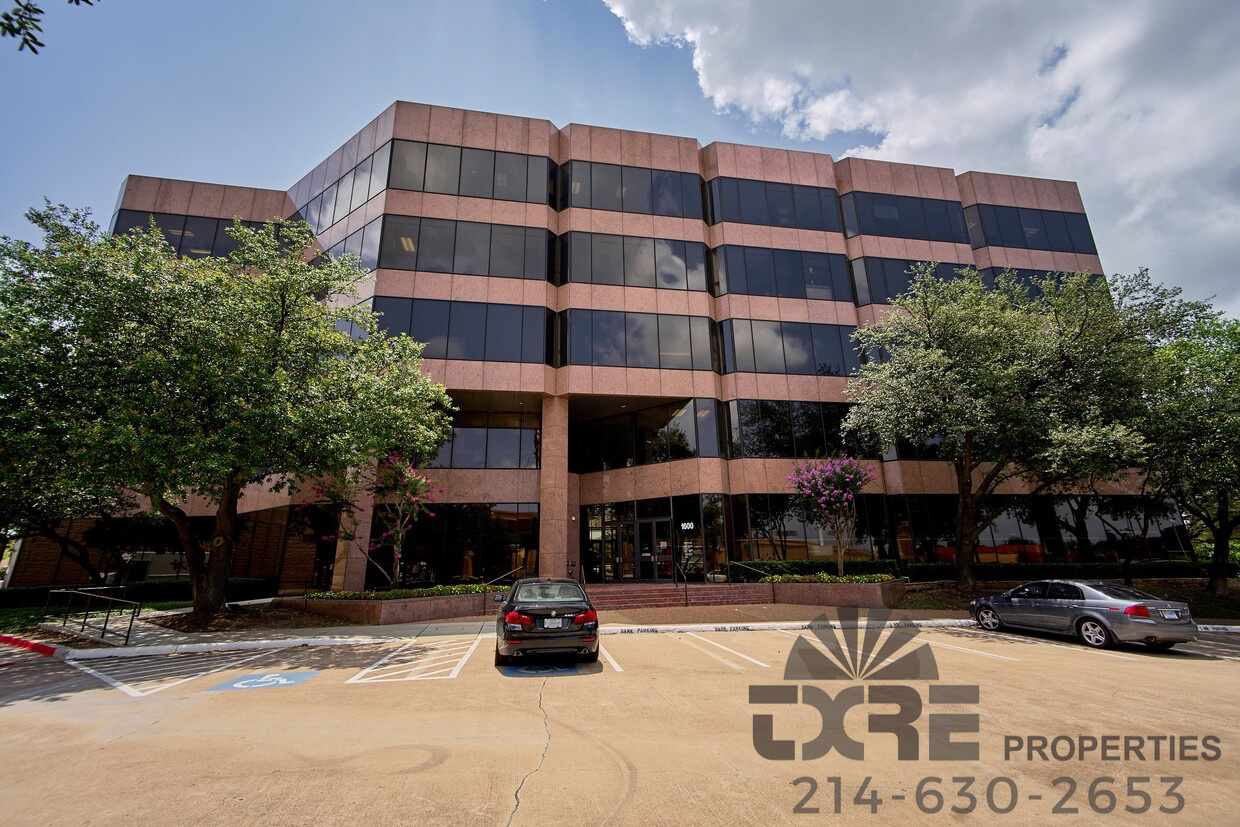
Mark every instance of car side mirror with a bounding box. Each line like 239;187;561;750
492;593;504;603
1000;595;1012;601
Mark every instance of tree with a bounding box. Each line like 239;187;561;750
2;0;95;53
0;205;453;618
1143;318;1240;594
844;264;1210;589
787;456;876;575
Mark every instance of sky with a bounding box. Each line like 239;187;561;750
2;0;1236;316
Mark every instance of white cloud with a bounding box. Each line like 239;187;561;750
605;0;1240;317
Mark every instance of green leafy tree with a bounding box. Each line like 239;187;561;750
787;456;876;575
0;205;453;618
1144;318;1240;594
2;0;95;53
845;264;1210;589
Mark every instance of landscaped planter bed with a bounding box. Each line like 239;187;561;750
771;579;906;608
273;591;501;625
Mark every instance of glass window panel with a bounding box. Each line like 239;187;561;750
774;249;805;298
334;170;355;222
766;183;795;227
524;228;548;280
736;400;764;457
390;141;426;191
622;166;653;214
372;296;412;337
710;248;728;295
793;402;826;458
1064;213;1097;254
212;219;243;257
821;189;843;232
812;323;845;376
569;309;592;365
424;144;461;195
458;148;494;199
151;213;187;252
665;402;698;460
657;315;692;369
732;319;755;372
592;310;626;366
343;228;362;259
485;428;520;469
526;156;551;205
453;221;491;276
866;194;900;236
520;428;540;468
792;185;825;230
751;320;785;373
626;313;659;368
883;258;912;302
681;173;703;220
568;161;591;208
623;236;656;288
802;252;833;300
568;232;591;282
489;225;526;278
923;198;953;242
521;306;544;362
179;216;217;258
484;303;522;362
743;248;776;296
1018;208;1049;250
430;438;451;468
652;170;682;217
689;316;712;371
841;192;860;237
416;218;456;272
831;254;853;302
781;322;815;374
738;179;769;224
760;401;797;456
492;152;526;202
300;196;321;235
410;299;449;359
717;177;739;223
111;209;149;236
655;239;687;289
602;416;635;470
351;157;373;212
724;246;747;294
964;204;985;248
380;215;419;270
694;399;720;458
840;325;861;374
591;234;624;285
451;427;487;468
899;196;927;239
978;204;1001;246
685;243;707;292
1043;210;1073;252
591;163;623;211
946;201;968;243
708;178;723;224
446;302;486;359
996;205;1027;248
359;219;380;271
369;142;391;197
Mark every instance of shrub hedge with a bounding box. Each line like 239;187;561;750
306;583;510;600
724;560;901;581
0;577;279;608
761;573;896;584
905;560;1237;583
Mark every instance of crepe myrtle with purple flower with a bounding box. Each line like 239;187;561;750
787;456;876;576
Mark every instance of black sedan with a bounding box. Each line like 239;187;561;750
969;580;1198;650
494;578;600;665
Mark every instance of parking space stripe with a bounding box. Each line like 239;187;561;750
446;638;481;679
68;650;272;697
676;635;743;670
960;628;1136;660
599;644;623;673
685;632;769;667
920;638;1020;662
347;636;479;683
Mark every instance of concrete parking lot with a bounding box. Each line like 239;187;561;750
1;624;1237;825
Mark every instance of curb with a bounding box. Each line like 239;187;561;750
602;618;978;635
0;634;60;657
59;636;398;661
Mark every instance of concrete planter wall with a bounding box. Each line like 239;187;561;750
771;580;906;609
274;592;501;626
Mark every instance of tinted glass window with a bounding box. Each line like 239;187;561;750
719;177;741;223
485;428;520;468
370;142;391;196
1064;213;1096;254
623;236;656;288
1018;208;1049;250
723;247;747;294
766;183;795;227
997;206;1026;248
689;317;712;371
1011;582;1049;599
744;248;776;296
1093;584;1158;601
739;179;769;224
424;144;461;195
150;213;186;252
622;167;653;214
332;175;353;224
526;156;551;205
458;148;494;199
390;141;427;191
453;222;491;276
751;320;785;373
731;320;755;372
569;161;591;209
781;322;815;374
489;225;525;278
372;296;412;337
695;398;720;457
569;309;592;365
591;235;624;285
681;173;703;220
521;306;544;363
410;299;449;359
359;219;381;271
686;243;707;292
592;164;623;211
492;152;526;202
652;170;682;217
524;228;548;280
655;239;687;289
793;185;825;230
812;325;845;376
484;303;522;362
658;315;692;369
446;302;486;359
626;313;659;368
417;218;456;272
1043;210;1073;251
666;401;698;459
802;252;833;300
212;220;243;257
592;310;626;366
451;427;487;468
380;215;419;270
179;216;217;258
793;402;826;457
351;157;373;212
774;250;805;298
1045;583;1083;600
841;192;860;236
569;232;591;282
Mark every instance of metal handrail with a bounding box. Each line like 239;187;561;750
726;561;771;582
673;561;690;605
42;589;143;646
485;566;525;587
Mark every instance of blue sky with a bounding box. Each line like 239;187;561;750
3;0;1237;316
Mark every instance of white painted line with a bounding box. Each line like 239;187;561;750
962;628;1136;661
345;641;417;683
446;637;482;680
922;638;1020;662
677;635;743;671
70;650;272;697
686;632;770;667
347;637;479;683
63;636;396;661
599;644;623;673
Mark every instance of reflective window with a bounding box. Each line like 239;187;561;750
351;157;373;213
521;306;544;363
179;216;217;258
446;302;486;360
781;322;815;375
453;221;491;276
738;179;769;224
489;225;525;278
527;157;552;206
370;142;391;196
964;202;1096;254
359;217;381;271
626;313;660;368
525;228;548;280
658;315;692;369
417;218;456;272
689;317;713;371
655;239;687;289
623;236;656;288
774;250;805;298
459;148;494;199
841;191;968;243
751;320;786;373
850;257;963;306
411;299;449;358
334;170;355;223
622;167;653;214
379;215;419;270
424;144;462;195
493;152;527;202
484;303;522;362
591;234;624;285
686;243;707;291
592;310;627;366
389;141;427;191
592;164;623;211
652;170;682;217
450;427;487;468
485;427;521;469
372;296;412;337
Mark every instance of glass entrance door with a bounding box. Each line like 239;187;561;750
638;519;673;580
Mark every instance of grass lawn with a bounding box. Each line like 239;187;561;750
894;578;1240;620
0;601;193;636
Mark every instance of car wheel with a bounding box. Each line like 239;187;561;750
1145;640;1176;652
494;648;511;667
976;607;1003;631
581;649;599;663
1077;619;1112;649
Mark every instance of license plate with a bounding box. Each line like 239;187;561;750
542;618;563;629
1160;610;1179;620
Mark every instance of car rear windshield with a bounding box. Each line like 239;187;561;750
513;583;587;603
1092;585;1159;601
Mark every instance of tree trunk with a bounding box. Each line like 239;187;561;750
38;526;107;585
954;459;977;591
198;481;243;615
155;496;209;611
1207;530;1231;596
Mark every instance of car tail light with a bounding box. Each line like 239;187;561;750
573;609;598;626
1124;605;1151;618
505;611;534;627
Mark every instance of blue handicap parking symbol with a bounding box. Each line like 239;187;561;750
501;663;581;678
207;671;319;691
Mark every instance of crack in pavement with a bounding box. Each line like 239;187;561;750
506;678;550;827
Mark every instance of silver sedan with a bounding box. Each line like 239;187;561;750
969;580;1198;650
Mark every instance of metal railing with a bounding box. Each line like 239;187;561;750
726;561;772;582
485;566;525;587
42;589;143;646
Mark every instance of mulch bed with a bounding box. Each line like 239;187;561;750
143;606;352;633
